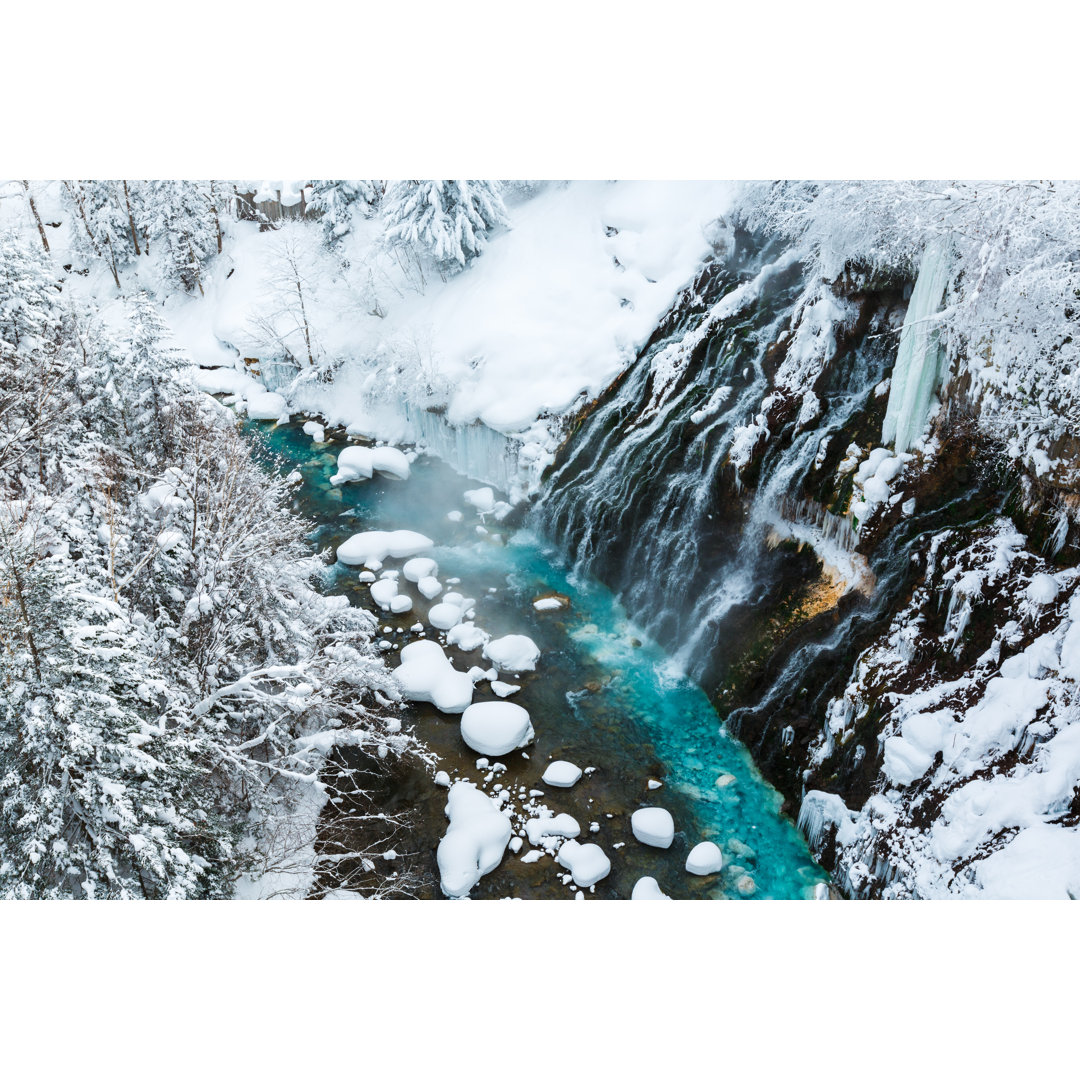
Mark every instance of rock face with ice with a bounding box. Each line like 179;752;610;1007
336;530;434;567
542;760;583;788
482;634;541;673
556;840;611;887
631;807;675;849
437;782;512;898
685;842;724;876
460;701;535;756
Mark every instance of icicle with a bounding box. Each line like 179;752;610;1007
882;239;952;453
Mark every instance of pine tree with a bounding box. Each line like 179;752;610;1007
137;181;217;294
382;180;509;272
308;180;380;245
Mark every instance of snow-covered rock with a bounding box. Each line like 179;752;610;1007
417;576;443;600
429;602;463;631
524;814;581;845
555;840;611;887
482;634;541;673
685;841;724;876
446;622;490;652
542;760;583;788
631;807;675;849
330;444;411;485
336;530;434;567
245;390;287;420
491;680;520;698
437;782;512;898
631;876;671;900
460;701;535;756
403;557;438;582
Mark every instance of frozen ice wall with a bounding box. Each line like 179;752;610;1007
882;239;952;453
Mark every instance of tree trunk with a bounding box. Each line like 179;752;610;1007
122;180;142;256
21;181;50;253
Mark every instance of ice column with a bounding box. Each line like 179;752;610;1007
882;239;952;454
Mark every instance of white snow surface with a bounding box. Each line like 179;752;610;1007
631;876;672;900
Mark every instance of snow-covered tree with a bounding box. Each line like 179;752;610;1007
308;180;381;245
137;181;218;294
382;180;509;273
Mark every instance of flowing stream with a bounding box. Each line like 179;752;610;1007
247;419;826;899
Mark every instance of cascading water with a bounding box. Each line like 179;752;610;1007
535;235;893;687
534;231;1001;814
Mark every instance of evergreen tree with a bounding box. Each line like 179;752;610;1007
137;181;217;294
382;180;509;272
308;180;380;245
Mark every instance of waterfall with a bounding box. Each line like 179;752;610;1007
881;239;952;453
535;236;894;687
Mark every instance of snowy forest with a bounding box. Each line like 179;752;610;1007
2;178;1080;901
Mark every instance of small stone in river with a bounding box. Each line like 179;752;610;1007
735;874;757;896
715;773;737;788
509;836;523;854
447;511;463;523
434;770;451;788
647;779;663;790
631;807;675;849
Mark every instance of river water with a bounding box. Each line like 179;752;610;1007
248;419;827;900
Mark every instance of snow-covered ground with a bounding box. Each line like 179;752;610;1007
158;181;734;493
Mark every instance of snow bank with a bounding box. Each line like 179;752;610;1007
437;782;512;898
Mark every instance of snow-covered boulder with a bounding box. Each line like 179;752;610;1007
369;578;398;611
429;602;463;631
465;487;496;514
336;530;434;567
524;814;581;845
437;782;512;898
330;445;411;485
460;701;535;756
394;640;473;714
631;807;675;849
483;634;541;673
245;390;287;420
302;420;325;442
632;876;671;900
685;841;724;876
403;557;438;583
446;622;490;652
556;840;611;887
390;594;414;615
491;681;520;698
417;576;443;600
542;760;583;788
